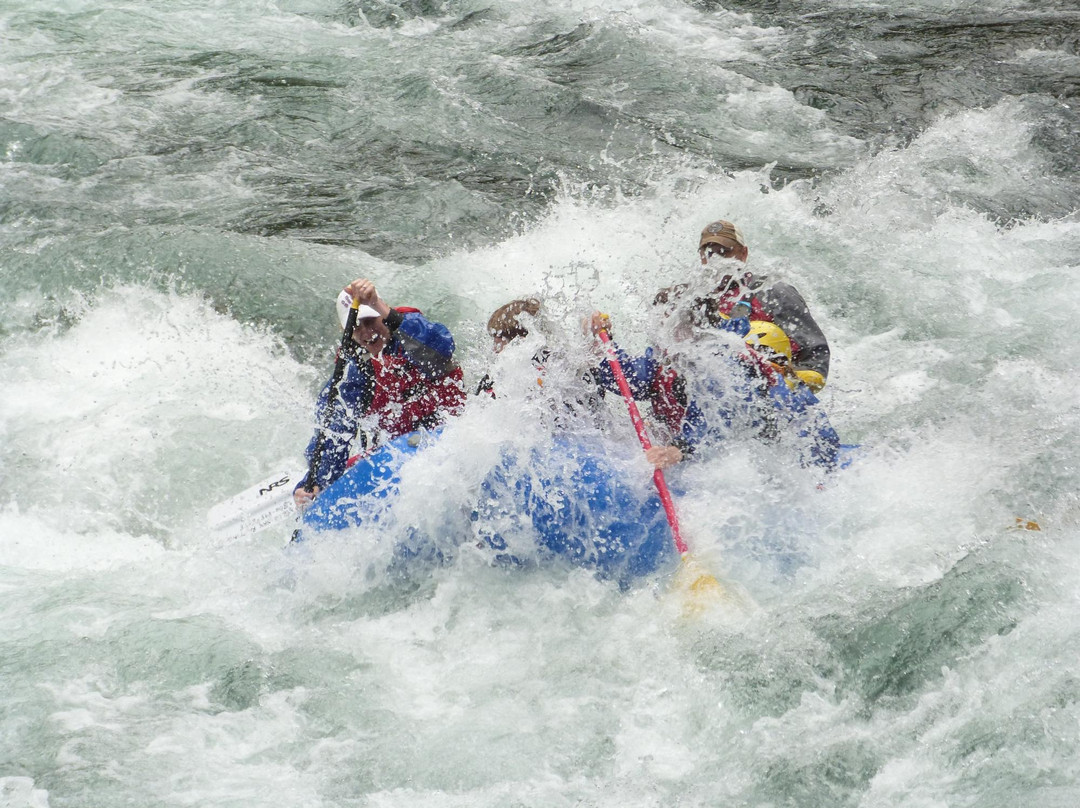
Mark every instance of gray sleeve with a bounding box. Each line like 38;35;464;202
757;282;830;379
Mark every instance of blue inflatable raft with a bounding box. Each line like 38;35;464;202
299;430;677;586
298;429;863;586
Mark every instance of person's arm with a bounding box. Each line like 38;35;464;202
674;400;707;455
758;282;830;380
594;346;660;401
585;311;654;400
293;362;370;498
789;386;841;471
768;382;840;471
807;410;841;471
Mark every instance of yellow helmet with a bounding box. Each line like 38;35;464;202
744;320;792;365
793;368;825;392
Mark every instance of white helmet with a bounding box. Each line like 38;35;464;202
336;290;381;329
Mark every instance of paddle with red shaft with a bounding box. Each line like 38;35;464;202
596;325;724;607
597;329;688;555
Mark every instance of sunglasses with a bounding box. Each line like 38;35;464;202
700;242;736;259
491;327;528;342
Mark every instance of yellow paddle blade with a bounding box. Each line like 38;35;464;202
672;555;745;617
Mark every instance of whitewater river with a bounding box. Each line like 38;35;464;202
3;0;1080;805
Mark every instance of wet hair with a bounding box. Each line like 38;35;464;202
652;284;689;307
487;298;541;342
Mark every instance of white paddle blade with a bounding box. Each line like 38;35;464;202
207;466;304;541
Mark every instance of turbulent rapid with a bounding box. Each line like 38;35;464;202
2;0;1079;806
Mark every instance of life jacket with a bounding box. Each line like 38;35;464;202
366;354;466;438
356;306;466;447
648;365;689;435
736;347;783;389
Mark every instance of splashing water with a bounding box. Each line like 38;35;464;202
2;0;1079;805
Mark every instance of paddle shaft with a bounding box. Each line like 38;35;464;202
306;297;361;492
598;330;689;555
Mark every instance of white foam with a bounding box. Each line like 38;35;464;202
0;778;51;808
